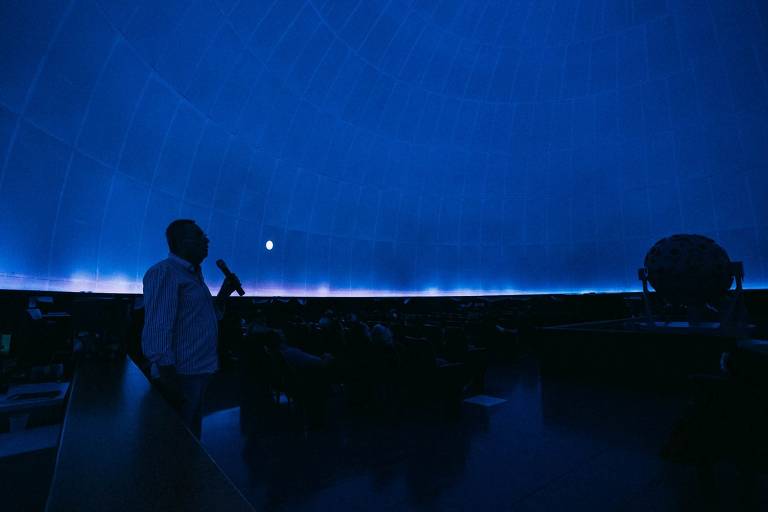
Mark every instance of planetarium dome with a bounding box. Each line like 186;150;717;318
0;0;766;295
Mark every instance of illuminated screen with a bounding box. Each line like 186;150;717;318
0;0;766;296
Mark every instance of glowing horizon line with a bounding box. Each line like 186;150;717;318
1;273;766;297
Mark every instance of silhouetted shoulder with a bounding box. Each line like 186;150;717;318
143;259;173;281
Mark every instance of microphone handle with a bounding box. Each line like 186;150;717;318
217;260;245;296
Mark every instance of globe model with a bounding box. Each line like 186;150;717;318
644;234;734;305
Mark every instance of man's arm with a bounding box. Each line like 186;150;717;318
213;274;241;319
141;265;178;369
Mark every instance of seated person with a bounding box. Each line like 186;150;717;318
316;314;345;355
338;321;378;409
371;324;394;348
342;321;380;367
385;309;405;342
265;329;334;371
264;329;334;427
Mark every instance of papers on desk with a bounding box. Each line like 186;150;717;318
0;382;69;414
0;424;61;457
0;382;69;457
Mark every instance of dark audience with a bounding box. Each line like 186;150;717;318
235;304;491;428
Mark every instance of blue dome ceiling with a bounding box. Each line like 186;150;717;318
0;0;766;295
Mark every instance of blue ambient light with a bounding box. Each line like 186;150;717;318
0;1;766;296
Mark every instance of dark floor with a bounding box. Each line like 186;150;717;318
201;357;768;511
0;446;57;511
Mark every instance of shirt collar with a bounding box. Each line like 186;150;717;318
168;253;198;273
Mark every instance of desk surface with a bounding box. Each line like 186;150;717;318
45;358;254;512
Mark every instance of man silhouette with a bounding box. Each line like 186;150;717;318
141;219;240;438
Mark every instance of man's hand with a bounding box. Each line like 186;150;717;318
153;365;185;409
217;274;242;298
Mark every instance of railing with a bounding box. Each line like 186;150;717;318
45;357;253;511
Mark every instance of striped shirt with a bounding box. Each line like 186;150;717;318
141;254;220;375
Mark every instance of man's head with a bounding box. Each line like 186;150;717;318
166;219;209;265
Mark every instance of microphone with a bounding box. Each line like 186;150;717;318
215;259;245;296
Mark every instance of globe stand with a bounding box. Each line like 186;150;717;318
637;267;654;325
637;261;745;333
720;261;746;334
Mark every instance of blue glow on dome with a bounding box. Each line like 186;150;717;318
0;0;767;296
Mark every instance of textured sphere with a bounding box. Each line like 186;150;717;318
644;234;734;305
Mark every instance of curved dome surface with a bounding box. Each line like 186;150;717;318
0;0;766;295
